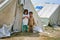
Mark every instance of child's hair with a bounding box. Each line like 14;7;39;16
24;9;28;15
29;12;33;15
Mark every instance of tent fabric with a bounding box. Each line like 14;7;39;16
0;0;17;37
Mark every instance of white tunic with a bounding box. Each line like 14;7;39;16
23;14;29;25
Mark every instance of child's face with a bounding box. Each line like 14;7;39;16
30;13;33;17
25;11;28;14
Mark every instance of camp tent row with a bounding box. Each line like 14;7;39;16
0;0;60;33
32;1;60;26
37;4;60;26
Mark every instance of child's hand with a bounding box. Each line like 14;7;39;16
25;16;28;18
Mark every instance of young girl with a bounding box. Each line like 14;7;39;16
22;9;29;32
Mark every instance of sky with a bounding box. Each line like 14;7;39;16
31;0;60;4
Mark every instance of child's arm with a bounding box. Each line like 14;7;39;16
25;16;29;18
23;16;29;19
22;17;25;19
33;18;36;26
22;15;25;19
28;18;30;26
22;15;27;19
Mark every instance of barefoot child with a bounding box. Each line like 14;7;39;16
22;9;29;32
28;12;35;32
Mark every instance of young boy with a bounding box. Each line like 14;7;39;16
22;9;29;32
28;12;35;32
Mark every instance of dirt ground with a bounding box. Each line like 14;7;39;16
0;26;60;40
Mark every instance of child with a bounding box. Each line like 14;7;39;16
22;9;29;32
28;12;35;32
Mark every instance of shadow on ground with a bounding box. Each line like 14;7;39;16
11;32;40;37
1;32;40;39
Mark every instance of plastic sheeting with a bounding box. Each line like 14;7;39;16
0;24;11;38
33;26;43;33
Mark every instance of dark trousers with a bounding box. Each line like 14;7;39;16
29;25;33;32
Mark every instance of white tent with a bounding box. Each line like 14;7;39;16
37;4;60;26
0;0;43;33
